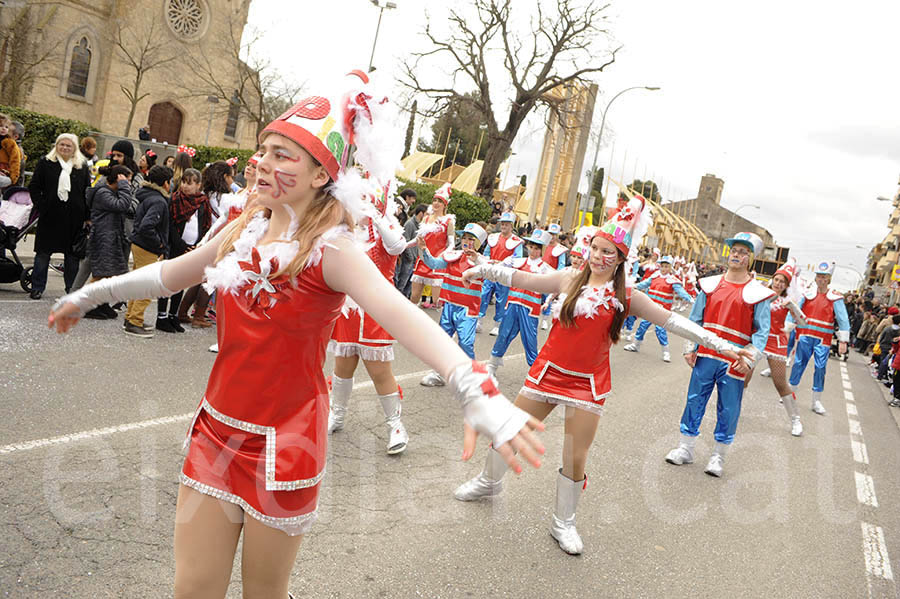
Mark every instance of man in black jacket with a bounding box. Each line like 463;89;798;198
123;165;173;338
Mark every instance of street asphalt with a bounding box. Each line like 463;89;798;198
1;253;899;598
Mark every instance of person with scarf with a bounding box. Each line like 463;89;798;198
27;133;91;299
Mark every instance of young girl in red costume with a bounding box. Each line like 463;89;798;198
48;70;544;599
744;257;807;436
327;182;411;455
409;182;455;308
456;186;749;556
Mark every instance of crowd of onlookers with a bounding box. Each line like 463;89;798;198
844;289;900;407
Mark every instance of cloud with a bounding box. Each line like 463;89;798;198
808;126;900;163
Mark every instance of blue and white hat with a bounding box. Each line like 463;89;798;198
499;212;516;223
547;223;562;235
659;255;674;265
525;229;551;246
462;222;487;246
724;231;764;255
814;260;835;276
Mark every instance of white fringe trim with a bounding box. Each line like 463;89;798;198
411;274;443;286
519;386;606;416
327;340;394;362
551;281;623;321
764;351;788;362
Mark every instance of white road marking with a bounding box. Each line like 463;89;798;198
851;440;869;465
855;472;879;508
849;419;863;436
861;522;894;580
841;371;849;381
0;354;526;456
842;380;852;390
846;403;858;416
844;390;855;402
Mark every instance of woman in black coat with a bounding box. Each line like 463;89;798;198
27;133;91;299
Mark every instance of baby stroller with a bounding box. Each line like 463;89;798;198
0;186;40;292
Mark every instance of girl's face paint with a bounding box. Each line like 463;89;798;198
271;169;297;199
255;134;316;207
460;234;477;251
570;254;585;270
588;237;620;274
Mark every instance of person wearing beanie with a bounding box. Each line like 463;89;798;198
456;188;749;555
665;232;774;478
48;69;543;597
788;260;850;415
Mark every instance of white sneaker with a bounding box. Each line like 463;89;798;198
791;417;803;437
761;368;771;378
420;371;446;387
704;453;724;477
662;350;671;363
208;343;219;353
489;326;500;336
811;400;826;415
623;342;639;353
665;444;694;465
475;320;483;333
541;320;549;331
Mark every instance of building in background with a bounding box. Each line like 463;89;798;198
865;183;900;290
4;0;257;149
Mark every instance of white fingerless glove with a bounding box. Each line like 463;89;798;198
447;361;529;449
664;312;735;355
466;262;515;287
371;213;407;257
52;261;176;316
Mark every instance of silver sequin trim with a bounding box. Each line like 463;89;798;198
519;386;606;416
200;399;326;491
763;351;787;362
410;274;443;286
327;340;395;362
180;474;317;536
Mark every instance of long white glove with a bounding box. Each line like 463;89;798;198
51;262;176;316
667;312;760;366
371;213;407;257
447;361;529;448
464;262;515;287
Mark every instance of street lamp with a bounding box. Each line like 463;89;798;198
727;203;760;232
583;86;660;225
368;0;397;72
876;196;893;202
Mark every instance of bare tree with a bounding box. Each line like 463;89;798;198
111;17;179;136
183;19;301;139
0;4;61;106
401;0;619;200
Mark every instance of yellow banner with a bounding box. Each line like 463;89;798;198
891;264;900;281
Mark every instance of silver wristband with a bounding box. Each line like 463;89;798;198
447;361;529;448
52;261;175;316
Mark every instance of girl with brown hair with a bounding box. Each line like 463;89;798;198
456;188;751;556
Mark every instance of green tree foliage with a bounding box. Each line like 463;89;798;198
0;104;93;171
395;177;491;230
630;179;662;203
191;145;255;170
418;92;488;168
403;100;417;158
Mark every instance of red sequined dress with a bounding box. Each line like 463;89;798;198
182;214;349;535
411;214;455;286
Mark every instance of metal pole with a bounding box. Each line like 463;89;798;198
368;6;385;72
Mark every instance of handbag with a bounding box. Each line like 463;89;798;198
873;342;881;356
71;222;91;259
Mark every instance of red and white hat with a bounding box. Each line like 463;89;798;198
595;179;653;261
774;257;803;302
247;150;263;167
433;182;452;204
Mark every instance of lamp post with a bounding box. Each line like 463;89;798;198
582;86;660;226
204;95;220;146
368;0;397;72
727;203;760;233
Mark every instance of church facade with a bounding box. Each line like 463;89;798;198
11;0;258;149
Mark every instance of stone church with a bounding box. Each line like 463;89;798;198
7;0;258;149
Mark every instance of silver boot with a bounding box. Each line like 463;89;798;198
420;370;446;387
781;393;803;436
550;469;585;555
661;346;671;363
379;391;409;455
486;355;502;378
328;374;353;434
454;448;508;501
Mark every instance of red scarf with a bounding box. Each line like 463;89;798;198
170;189;211;232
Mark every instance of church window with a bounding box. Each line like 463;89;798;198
166;0;208;40
66;37;91;97
224;91;240;139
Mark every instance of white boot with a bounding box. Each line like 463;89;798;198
328;374;353;434
489;325;500;336
454;448;508;501
661;346;671;363
665;434;696;465
624;339;642;353
420;370;446;387
781;393;803;436
379;391;408;455
761;368;771;377
550;469;585;555
486;355;502;378
704;442;728;477
811;390;826;415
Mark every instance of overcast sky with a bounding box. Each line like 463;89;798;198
246;0;899;291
